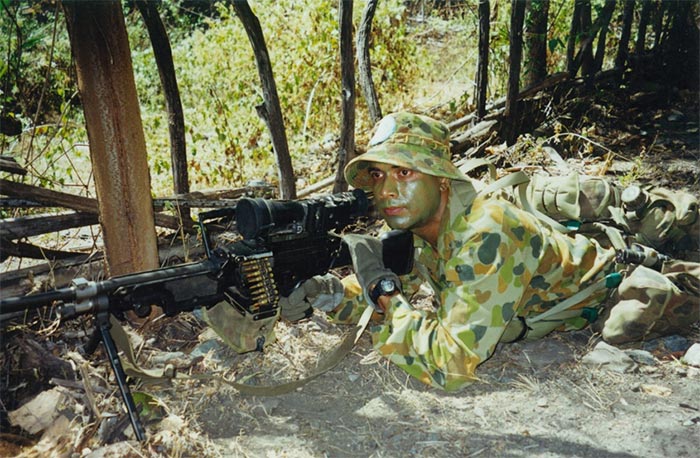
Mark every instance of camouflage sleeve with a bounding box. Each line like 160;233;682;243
369;204;544;391
328;275;370;324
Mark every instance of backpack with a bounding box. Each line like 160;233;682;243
458;159;700;342
458;158;699;256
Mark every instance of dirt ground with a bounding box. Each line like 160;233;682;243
2;54;700;458
191;322;700;458
5;314;697;458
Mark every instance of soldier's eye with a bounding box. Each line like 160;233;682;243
369;170;384;180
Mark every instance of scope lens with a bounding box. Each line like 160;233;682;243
236;198;305;239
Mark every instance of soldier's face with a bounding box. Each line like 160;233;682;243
368;162;443;232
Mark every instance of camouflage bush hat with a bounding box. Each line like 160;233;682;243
344;112;469;190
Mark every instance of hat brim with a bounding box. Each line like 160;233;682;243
344;143;469;190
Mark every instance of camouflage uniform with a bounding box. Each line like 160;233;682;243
334;112;699;391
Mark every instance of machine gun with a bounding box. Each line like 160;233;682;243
0;189;414;441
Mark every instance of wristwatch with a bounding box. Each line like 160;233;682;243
369;277;399;306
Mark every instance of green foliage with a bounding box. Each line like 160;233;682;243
130;0;419;194
0;2;74;126
0;1;88;200
1;0;632;199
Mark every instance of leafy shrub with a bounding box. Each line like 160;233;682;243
131;0;420;194
2;0;601;198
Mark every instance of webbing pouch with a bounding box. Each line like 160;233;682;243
202;302;278;353
609;186;700;252
526;172;620;222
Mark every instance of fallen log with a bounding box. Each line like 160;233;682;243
0;212;98;240
0;178;193;233
451;119;500;156
0;239;87;262
0;156;27;176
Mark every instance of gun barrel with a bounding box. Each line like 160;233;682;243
1;288;78;313
1;260;218;318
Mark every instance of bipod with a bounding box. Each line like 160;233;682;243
85;308;147;441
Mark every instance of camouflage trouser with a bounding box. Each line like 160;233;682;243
599;260;700;344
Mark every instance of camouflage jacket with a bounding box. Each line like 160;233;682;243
331;180;617;391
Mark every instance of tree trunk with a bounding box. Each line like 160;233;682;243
578;0;594;78
356;0;382;125
651;0;665;51
592;0;616;74
635;0;652;55
504;0;526;144
475;0;490;120
334;0;355;193
524;0;549;88
566;0;581;75
661;0;699;90
614;0;635;70
62;1;159;278
232;1;296;199
135;0;190;221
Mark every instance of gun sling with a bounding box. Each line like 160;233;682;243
110;306;375;396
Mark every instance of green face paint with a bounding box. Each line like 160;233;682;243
369;162;443;232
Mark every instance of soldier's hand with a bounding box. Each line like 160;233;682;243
278;274;344;321
342;233;401;310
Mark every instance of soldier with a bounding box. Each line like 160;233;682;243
281;112;700;391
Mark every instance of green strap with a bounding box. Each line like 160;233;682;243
591;221;628;250
469;169;574;234
527;272;622;324
457;158;497;180
479;170;529;196
110;305;374;396
109;316;177;382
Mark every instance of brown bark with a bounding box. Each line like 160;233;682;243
592;0;617;74
660;0;699;90
504;0;526;144
357;0;381;125
475;0;490;120
652;1;665;50
232;1;296;199
524;0;549;88
636;0;652;55
0;239;86;261
578;0;594;78
334;0;355;193
614;0;635;70
0;155;26;175
135;1;190;220
569;0;612;80
62;1;159;277
19;339;75;382
566;0;582;75
0;178;190;232
0;212;97;240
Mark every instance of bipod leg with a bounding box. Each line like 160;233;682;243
96;313;147;441
84;326;101;355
